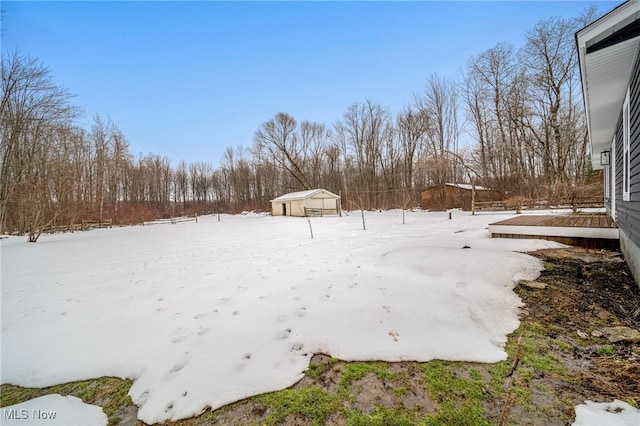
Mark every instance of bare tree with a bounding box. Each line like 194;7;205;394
254;113;312;190
340;99;390;209
416;74;461;201
174;160;189;208
522;15;586;186
462;43;532;196
0;52;78;240
396;106;430;192
299;121;327;188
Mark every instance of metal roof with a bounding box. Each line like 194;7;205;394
444;183;490;191
422;183;491;191
576;0;640;170
270;189;340;202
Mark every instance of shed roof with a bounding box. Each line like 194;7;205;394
270;189;340;202
576;0;640;169
423;183;491;192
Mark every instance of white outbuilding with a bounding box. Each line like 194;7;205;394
270;189;341;217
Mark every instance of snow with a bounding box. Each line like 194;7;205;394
1;210;562;423
573;400;640;426
0;394;107;426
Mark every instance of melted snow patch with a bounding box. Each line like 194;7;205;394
573;400;640;426
0;395;107;426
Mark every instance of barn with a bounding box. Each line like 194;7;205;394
421;183;496;211
270;189;341;217
576;0;640;285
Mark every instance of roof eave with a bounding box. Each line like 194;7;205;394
576;1;640;170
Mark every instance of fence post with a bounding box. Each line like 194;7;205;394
307;217;314;239
471;185;476;216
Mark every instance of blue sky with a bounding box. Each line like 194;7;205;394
2;1;620;166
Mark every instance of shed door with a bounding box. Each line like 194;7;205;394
282;203;287;216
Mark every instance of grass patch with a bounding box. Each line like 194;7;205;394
422;362;486;402
523;352;560;373
596;345;616;356
421;361;489;424
344;405;420;426
422;400;490;426
339;362;392;389
305;356;339;380
254;386;341;425
391;386;408;397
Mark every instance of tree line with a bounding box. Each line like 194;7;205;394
1;9;601;241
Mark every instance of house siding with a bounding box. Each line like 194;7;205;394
613;44;640;274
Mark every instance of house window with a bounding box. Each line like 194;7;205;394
623;89;630;201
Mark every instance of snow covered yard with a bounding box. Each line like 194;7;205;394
1;210;561;424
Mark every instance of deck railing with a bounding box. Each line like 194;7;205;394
474;197;604;212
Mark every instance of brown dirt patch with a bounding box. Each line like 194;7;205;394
517;248;640;406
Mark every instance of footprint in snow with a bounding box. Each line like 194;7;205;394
277;328;292;339
138;391;150;404
235;353;252;372
170;359;187;373
290;343;304;352
171;335;186;344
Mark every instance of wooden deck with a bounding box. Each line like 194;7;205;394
488;214;619;249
